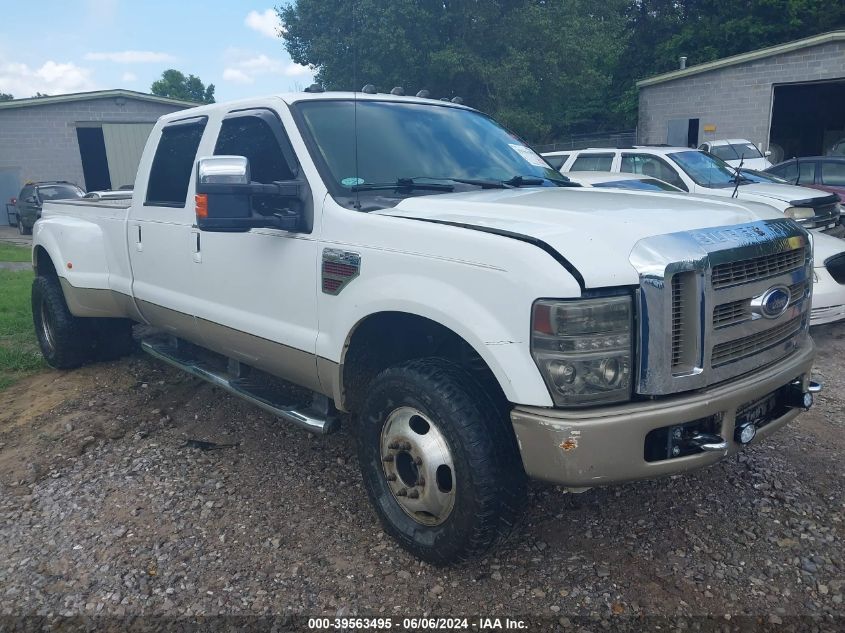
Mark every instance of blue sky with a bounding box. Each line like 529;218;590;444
0;0;314;101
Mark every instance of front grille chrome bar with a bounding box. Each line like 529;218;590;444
630;219;812;396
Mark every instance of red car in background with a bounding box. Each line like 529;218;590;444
766;157;845;199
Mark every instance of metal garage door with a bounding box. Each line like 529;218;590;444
101;123;155;190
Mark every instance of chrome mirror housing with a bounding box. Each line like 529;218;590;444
197;155;250;185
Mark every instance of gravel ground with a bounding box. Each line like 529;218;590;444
0;324;843;631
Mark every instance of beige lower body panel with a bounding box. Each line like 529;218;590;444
511;339;816;487
60;278;144;321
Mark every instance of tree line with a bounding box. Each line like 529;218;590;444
279;0;844;143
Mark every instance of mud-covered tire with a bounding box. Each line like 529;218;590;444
93;318;135;361
31;275;95;369
357;358;525;565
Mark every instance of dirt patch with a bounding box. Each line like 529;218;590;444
0;332;843;624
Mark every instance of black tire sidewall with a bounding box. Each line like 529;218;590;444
31;275;91;368
357;360;521;564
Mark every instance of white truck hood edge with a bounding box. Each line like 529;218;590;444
376;188;770;289
738;182;830;204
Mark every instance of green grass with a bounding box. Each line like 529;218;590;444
0;242;31;263
0;270;43;389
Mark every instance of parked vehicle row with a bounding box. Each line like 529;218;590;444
30;91;821;563
10;182;134;234
544;146;843;237
562;171;845;327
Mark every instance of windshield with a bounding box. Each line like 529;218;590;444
593;178;680;192
709;143;763;161
295;100;568;207
37;184;84;200
669;151;741;188
739;169;787;184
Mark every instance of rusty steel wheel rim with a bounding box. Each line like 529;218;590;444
379;406;456;526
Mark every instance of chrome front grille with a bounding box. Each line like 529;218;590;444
712;280;808;330
712;316;803;366
632;219;812;395
711;247;805;289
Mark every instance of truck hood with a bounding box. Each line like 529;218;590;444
737;182;830;204
377;187;772;288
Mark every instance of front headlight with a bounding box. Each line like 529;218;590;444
784;206;815;222
531;296;632;406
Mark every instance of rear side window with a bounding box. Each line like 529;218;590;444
821;161;845;186
214;115;294;183
571;153;613;171
797;161;816;185
145;119;207;207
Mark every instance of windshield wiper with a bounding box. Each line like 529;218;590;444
351;178;454;193
503;175;579;188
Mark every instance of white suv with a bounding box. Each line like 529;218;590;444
545;146;843;236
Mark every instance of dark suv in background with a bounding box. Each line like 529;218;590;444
15;181;84;234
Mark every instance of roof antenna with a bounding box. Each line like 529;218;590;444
352;0;361;210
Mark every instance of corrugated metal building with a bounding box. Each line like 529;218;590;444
637;31;845;161
0;89;194;225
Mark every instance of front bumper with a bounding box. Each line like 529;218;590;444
511;338;815;487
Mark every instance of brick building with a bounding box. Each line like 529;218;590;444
637;30;845;162
0;90;194;225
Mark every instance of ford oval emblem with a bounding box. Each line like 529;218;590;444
758;286;791;319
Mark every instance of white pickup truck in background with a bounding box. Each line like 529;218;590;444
31;91;820;563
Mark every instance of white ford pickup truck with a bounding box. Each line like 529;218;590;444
31;91;820;563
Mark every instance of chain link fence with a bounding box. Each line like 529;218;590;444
534;129;637;153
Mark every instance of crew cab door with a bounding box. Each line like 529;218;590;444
127;116;207;339
190;108;322;392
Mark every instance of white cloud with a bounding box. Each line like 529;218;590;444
221;50;311;84
222;68;253;84
121;71;137;82
85;51;175;63
0;57;96;97
245;9;282;38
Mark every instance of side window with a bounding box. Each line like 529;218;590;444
214;114;294;183
770;162;798;183
545;154;569;170
797;161;816;185
621;154;688;191
570;153;614;171
19;186;33;202
821;161;845;186
145;119;207;207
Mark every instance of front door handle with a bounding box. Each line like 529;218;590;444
135;224;143;252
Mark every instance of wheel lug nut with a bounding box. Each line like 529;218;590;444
382;455;394;463
408;489;420;499
397;488;408;496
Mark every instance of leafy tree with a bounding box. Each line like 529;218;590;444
279;0;844;140
151;69;215;104
0;93;13;101
279;0;628;142
32;92;50;98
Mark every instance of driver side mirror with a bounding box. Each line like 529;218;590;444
764;150;772;157
195;155;304;233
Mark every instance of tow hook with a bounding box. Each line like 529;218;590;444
787;379;822;410
688;433;728;452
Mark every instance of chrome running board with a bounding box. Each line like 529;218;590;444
140;335;339;435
